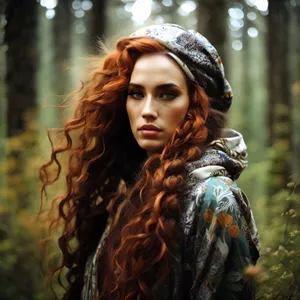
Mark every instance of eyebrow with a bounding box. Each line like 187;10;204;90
128;83;181;90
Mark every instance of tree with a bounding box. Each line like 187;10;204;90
267;0;292;195
0;0;7;194
53;0;72;95
241;3;251;141
88;0;107;53
4;0;38;137
196;0;229;65
290;3;300;179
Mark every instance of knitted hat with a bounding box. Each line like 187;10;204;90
130;23;233;112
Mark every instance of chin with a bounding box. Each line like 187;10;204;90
138;141;164;153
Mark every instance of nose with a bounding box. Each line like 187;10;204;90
141;97;158;120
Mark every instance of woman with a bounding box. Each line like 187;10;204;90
40;24;260;300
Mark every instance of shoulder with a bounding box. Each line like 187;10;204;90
183;175;248;243
186;175;240;212
204;176;241;212
182;175;243;241
186;175;261;260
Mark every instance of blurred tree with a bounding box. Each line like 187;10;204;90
36;4;57;130
196;0;228;65
0;0;6;127
0;0;7;195
267;0;293;195
290;3;300;178
163;0;180;24
241;3;251;141
4;0;38;137
88;0;107;53
4;0;39;213
1;2;53;290
54;0;72;95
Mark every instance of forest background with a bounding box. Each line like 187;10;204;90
0;0;299;299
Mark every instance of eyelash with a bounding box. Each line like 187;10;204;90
127;90;178;100
127;91;143;99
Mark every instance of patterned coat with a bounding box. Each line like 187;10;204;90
82;129;261;300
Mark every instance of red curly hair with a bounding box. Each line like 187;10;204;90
40;37;226;299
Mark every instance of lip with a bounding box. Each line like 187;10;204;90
138;124;162;138
140;130;161;137
138;124;162;131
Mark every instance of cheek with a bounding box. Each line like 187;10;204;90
126;101;134;125
168;103;189;127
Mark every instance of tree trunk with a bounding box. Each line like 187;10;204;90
290;4;300;179
267;0;292;195
88;0;107;53
53;0;72;95
0;0;7;199
241;4;251;141
4;0;38;211
196;0;228;65
4;0;38;137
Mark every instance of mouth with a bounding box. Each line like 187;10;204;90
139;129;161;137
138;124;162;131
138;124;162;137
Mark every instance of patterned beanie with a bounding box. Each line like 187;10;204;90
130;23;233;112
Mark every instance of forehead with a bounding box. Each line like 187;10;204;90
130;53;188;88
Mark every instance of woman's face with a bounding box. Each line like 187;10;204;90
126;53;190;154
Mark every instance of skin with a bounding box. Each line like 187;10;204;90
126;53;190;154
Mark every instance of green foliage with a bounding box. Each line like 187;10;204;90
257;178;300;300
0;112;55;300
0;209;52;300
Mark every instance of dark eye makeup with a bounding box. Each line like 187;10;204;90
159;92;178;100
127;90;144;99
127;89;179;100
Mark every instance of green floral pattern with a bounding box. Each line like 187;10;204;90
183;177;260;300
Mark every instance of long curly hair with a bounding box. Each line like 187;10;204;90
40;37;226;299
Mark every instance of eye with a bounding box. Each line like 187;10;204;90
160;92;178;100
127;90;144;99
